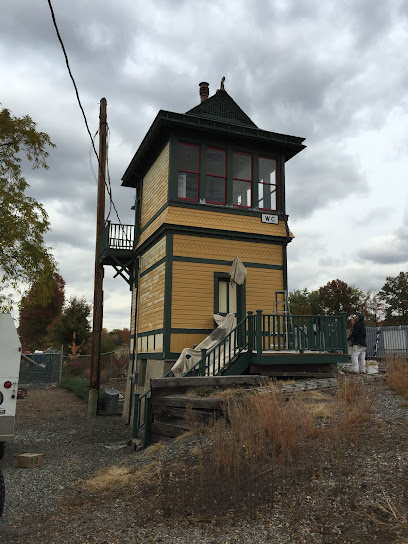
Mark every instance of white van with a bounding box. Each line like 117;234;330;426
0;314;21;459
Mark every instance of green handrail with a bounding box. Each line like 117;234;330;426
184;314;251;377
132;312;347;446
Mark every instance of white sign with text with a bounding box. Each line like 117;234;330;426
261;213;279;224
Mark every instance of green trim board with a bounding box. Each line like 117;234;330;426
173;255;283;270
213;272;246;324
163;232;173;357
168;136;179;201
140;257;166;278
140;203;168;234
136;328;164;337
135;352;165;360
252;353;349;365
139;201;290;236
136;223;291;258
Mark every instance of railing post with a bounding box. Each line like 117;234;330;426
143;395;152;449
200;348;207;376
132;392;140;439
256;310;263;365
247;311;253;354
341;312;348;353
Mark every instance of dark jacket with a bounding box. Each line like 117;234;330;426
348;320;366;347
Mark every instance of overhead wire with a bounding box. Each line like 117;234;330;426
47;0;131;242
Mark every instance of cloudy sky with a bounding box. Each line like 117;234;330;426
2;0;408;330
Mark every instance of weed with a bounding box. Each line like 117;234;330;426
386;357;408;398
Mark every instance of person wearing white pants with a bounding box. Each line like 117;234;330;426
348;314;367;373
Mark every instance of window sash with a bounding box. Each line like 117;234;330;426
178;143;200;201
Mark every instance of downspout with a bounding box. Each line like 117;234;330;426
126;184;142;425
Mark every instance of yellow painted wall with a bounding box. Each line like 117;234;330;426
172;261;229;329
246;268;284;312
171;333;208;353
139;236;166;274
140;142;169;230
173;235;283;264
137;205;293;248
137;262;165;333
171;235;284;332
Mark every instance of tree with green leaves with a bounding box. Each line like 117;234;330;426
378;272;408;325
18;274;65;352
46;296;91;355
288;288;323;315
317;279;362;318
0;107;56;310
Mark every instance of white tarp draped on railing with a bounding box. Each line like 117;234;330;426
171;313;236;377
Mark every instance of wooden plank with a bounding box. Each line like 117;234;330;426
152;405;219;424
151;375;261;390
154;416;192;431
152;395;223;410
151;421;187;438
249;369;335;378
151;432;173;444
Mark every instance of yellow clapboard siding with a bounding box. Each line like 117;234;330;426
171;261;229;329
246;268;284;312
170;333;209;353
137;263;165;332
140;142;169;229
167;206;292;237
139;236;166;273
137;206;293;249
173;235;283;265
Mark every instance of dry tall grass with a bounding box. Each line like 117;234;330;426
82;377;374;522
385;356;408;397
147;377;374;519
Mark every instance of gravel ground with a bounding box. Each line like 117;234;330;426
0;379;408;544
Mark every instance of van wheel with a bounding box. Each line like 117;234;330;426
0;443;4;460
0;467;4;518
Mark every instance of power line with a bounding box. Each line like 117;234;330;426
47;0;130;241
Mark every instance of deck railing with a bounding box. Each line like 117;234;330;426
99;221;135;257
257;312;348;353
132;310;348;446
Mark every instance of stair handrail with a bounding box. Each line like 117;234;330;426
184;314;251;377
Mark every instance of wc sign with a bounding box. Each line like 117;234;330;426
261;213;278;224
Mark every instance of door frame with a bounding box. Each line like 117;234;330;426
214;272;246;324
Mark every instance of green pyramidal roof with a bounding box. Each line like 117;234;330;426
186;89;258;127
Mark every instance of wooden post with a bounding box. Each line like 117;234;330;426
247;311;253;354
88;98;107;418
132;392;140;439
256;310;263;365
200;348;207;376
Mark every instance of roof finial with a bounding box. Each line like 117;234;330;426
217;76;226;93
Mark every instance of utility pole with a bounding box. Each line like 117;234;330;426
88;97;107;418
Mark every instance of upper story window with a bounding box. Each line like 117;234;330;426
258;157;277;211
178;143;199;201
233;152;252;208
206;147;226;205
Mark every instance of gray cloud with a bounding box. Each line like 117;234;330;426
2;0;408;327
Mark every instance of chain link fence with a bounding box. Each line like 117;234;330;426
19;352;63;384
62;349;129;387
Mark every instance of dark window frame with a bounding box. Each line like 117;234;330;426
232;151;253;209
205;147;227;205
177;142;200;202
258;156;278;212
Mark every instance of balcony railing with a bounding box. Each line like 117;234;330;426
99;221;135;257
